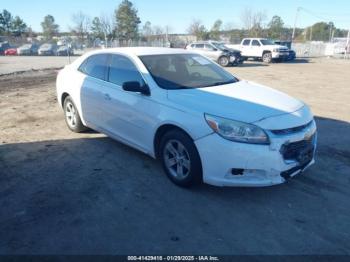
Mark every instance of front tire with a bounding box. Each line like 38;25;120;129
159;130;202;187
63;96;87;133
262;52;272;63
218;56;230;67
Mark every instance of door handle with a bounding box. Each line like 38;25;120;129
104;93;111;101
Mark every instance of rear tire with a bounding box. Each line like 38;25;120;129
159;130;202;187
63;96;87;133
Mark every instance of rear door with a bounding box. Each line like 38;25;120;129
191;44;206;57
240;39;251;57
249;40;262;57
79;54;110;129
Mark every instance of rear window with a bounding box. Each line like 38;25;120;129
242;40;251;46
79;54;109;81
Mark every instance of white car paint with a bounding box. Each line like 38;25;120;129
57;47;317;187
228;38;289;59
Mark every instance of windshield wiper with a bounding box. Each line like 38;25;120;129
203;80;236;87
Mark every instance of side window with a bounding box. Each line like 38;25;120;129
204;44;214;50
195;44;204;49
108;55;144;87
242;39;251;46
78;58;89;74
79;54;109;80
252;40;261;46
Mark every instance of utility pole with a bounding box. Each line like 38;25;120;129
292;7;301;42
310;26;313;41
329;23;333;43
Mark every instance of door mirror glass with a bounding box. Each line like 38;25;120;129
122;81;150;96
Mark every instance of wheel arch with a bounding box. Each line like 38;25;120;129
61;92;70;108
153;123;195;159
218;55;229;64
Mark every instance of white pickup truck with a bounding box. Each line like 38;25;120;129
227;38;290;63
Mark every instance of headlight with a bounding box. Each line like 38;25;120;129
205;114;270;144
273;48;280;52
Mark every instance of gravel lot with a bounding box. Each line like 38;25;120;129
0;57;350;255
0;56;77;76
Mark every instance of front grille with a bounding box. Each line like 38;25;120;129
280;134;316;162
271;121;313;135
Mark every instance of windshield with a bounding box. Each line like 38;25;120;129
139;54;238;90
211;42;226;51
21;44;31;48
260;39;276;46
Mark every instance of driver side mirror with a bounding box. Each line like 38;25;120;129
122;81;151;96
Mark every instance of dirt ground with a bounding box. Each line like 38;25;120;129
0;58;350;255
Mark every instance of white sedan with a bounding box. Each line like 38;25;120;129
56;47;317;187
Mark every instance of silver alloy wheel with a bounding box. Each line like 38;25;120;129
263;53;272;63
65;101;77;128
163;139;191;179
219;56;229;66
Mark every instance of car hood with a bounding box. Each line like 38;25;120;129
222;47;241;54
265;44;289;50
167;80;305;125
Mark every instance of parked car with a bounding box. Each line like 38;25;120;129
274;41;296;61
228;38;290;63
17;43;39;55
0;42;10;55
4;48;17;56
186;41;243;67
38;43;57;56
56;45;74;56
57;47;317;188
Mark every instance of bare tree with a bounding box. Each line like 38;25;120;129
240;7;267;37
99;13;113;44
251;11;267;37
153;25;164;35
187;19;201;35
187;19;209;40
240;7;253;31
71;11;91;43
223;22;236;32
142;21;153;41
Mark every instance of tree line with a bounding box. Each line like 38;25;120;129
187;7;348;42
0;1;348;44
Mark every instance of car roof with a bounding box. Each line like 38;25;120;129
243;38;268;40
87;47;191;56
191;41;215;44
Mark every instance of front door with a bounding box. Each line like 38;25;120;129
102;54;159;152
